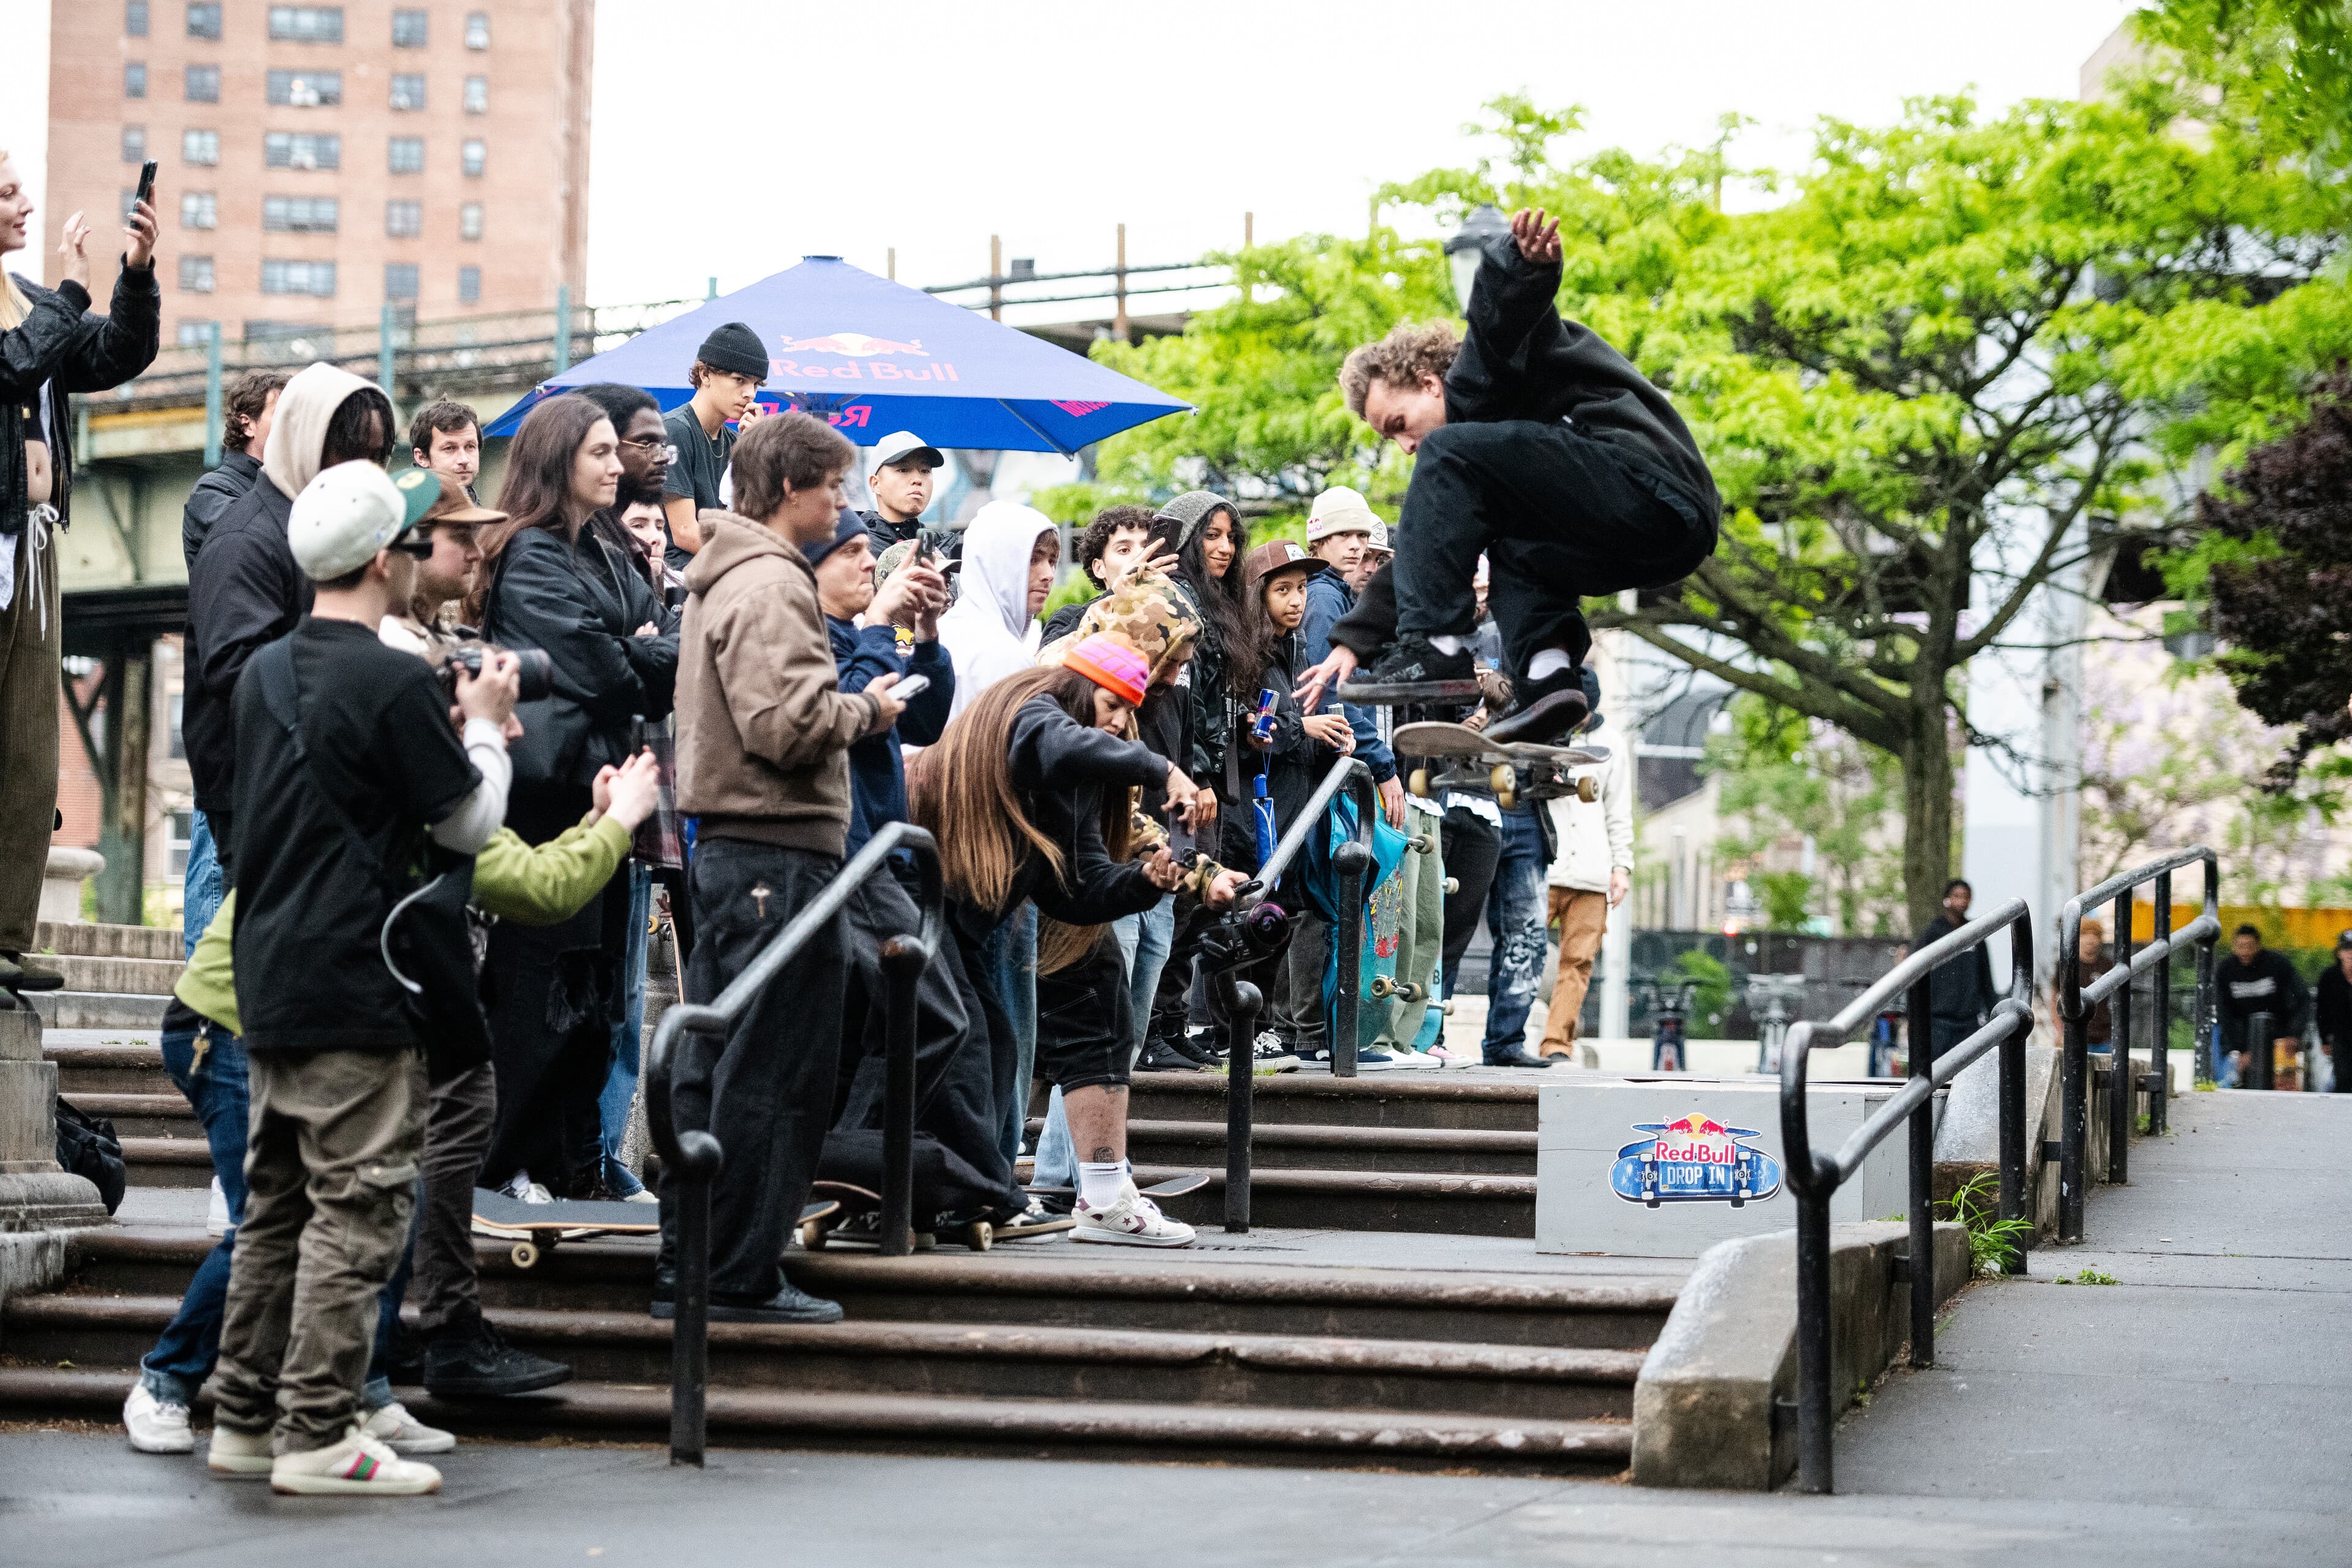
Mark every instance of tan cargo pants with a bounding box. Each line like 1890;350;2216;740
1539;888;1609;1056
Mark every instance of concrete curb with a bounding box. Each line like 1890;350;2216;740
1630;1219;1970;1490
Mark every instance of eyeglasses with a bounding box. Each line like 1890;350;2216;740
622;437;678;463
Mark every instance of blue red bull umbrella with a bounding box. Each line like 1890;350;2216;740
484;256;1193;453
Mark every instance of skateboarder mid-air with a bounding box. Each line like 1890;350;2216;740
1298;208;1721;744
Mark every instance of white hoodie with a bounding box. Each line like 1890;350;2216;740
938;499;1055;718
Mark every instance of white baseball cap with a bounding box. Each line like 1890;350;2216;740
869;429;944;477
1306;486;1379;542
1363;520;1392;555
289;462;440;581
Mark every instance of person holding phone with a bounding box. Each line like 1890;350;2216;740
0;148;159;995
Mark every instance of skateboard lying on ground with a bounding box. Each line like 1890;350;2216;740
1392;721;1608;812
1023;1171;1210;1217
473;1188;838;1270
800;1180;1004;1253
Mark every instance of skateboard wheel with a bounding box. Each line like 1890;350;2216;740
1409;767;1430;798
915;1232;937;1253
1494;781;1518;812
1441;1000;1457;1016
968;1221;993;1252
1577;775;1599;804
1407;832;1433;854
1443;876;1460;895
1370;974;1396;998
510;1240;540;1270
797;1221;820;1250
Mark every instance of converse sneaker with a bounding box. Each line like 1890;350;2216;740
998;1200;1077;1243
1136;1038;1212;1072
1425;1043;1482;1068
1296;1044;1404;1072
270;1425;442;1496
1386;1046;1447;1069
1354;637;1477;692
207;1422;276;1477
124;1382;194;1455
1072;1182;1196;1248
361;1401;455;1455
1251;1033;1302;1072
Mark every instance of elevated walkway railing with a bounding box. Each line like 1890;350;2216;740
1197;755;1380;1232
2057;848;2220;1238
1781;895;2037;1494
644;822;943;1467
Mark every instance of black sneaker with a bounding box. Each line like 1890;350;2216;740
1137;1039;1210;1072
1483;1046;1556;1069
709;1283;843;1324
1485;667;1593;746
0;953;64;993
422;1312;573;1398
1359;637;1476;690
385;1317;428;1385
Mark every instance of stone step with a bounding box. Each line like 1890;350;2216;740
29;992;171;1030
44;954;184;997
1061;1116;1536;1177
4;1294;1645;1422
1139;1166;1536;1238
115;1137;214;1187
47;1042;175;1098
0;1365;1633;1474
36;921;184;962
1121;1073;1539;1134
64;1093;198;1138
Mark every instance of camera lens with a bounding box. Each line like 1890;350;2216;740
512;648;556;703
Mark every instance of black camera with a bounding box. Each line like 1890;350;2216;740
438;643;554;703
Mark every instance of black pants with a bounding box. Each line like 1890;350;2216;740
657;838;846;1302
1395;419;1714;679
834;867;1022;1214
1147;899;1218;1049
1035;930;1135;1093
1928;1016;1977;1063
1438;805;1503;998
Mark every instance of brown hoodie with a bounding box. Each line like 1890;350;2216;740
675;509;880;855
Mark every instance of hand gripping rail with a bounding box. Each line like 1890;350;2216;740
2056;846;2219;1238
1198;756;1381;1232
644;822;944;1468
1781;895;2036;1494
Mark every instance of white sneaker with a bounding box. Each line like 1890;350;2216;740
206;1177;230;1237
1425;1044;1480;1069
1389;1047;1446;1070
124;1383;194;1454
621;1189;658;1205
362;1400;455;1455
207;1422;275;1477
1251;1035;1302;1072
270;1425;442;1496
1072;1182;1196;1248
500;1171;554;1204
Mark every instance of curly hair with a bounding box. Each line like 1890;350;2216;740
1077;503;1159;586
1339;322;1461;418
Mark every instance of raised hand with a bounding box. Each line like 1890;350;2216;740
58;211;92;292
1510;207;1562;265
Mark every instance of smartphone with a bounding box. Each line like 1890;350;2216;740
132;160;157;211
892;674;930;703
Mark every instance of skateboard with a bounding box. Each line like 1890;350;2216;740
1392;721;1608;812
1023;1172;1211;1217
472;1189;838;1270
1335;676;1486;706
798;1180;982;1252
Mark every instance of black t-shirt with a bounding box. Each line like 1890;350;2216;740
229;617;480;1052
661;404;733;571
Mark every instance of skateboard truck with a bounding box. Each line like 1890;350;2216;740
1368;974;1427;1003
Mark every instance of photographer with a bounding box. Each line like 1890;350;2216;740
206;460;516;1496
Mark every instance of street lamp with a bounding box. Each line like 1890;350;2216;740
1445;203;1511;315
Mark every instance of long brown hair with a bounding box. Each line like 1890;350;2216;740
466;393;611;622
910;664;1134;972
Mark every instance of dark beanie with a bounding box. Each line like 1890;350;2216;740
696;320;769;381
1152;488;1234;552
803;510;869;571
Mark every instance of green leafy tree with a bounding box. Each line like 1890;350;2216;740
1706;694;1907;935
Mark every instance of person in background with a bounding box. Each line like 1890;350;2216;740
408;398;482;504
183;369;291;570
0;156;159;995
1358;520;1392;584
1915;879;1997;1062
2054;917;2114;1054
2216;923;2307;1090
1041;505;1169;644
1537;740;1633;1058
860;429;946;558
660;320;769;568
2313;930;2352;1094
1300;488;1404;830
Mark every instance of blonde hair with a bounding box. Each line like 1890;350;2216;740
1339;322;1461;418
0;149;28;331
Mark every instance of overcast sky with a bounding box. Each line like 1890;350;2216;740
2;0;2137;318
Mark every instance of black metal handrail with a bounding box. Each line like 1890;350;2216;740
643;821;943;1468
1199;756;1381;1232
1781;895;2037;1494
2056;847;2219;1238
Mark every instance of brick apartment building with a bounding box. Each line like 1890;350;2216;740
45;0;592;348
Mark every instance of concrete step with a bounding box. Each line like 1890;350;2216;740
1136;1166;1536;1238
60;1092;198;1139
0;1365;1633;1474
1121;1073;1538;1134
36;921;184;962
1068;1116;1535;1177
115;1137;214;1187
43;954;184;997
28;992;171;1030
46;1042;175;1098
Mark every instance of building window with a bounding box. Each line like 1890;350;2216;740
391;7;428;47
459;202;483;241
127;2;150;37
262;259;336;297
180;190;216;228
168;810;192;874
389;74;426;111
184;62;219;101
265;69;342;107
385;263;420;302
458;265;480;305
263;132;340;171
267;6;344;43
461;139;486;178
125;62;148;98
179;255;216;293
464;10;489;49
387;137;425;175
123;126;147;164
181;128;217;165
262;195;338;233
385;200;421;238
186;2;221;40
175;320;217;349
463;75;488;115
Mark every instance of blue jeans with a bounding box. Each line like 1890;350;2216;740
1113;894;1176;1060
183;809;225;961
1480;809;1550;1058
597;863;652;1195
140;1021;249;1405
981;907;1039;1167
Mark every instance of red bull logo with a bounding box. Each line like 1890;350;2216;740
1610;1112;1782;1208
771;331;956;384
778;333;929;357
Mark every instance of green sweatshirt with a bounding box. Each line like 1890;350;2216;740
175;813;634;1036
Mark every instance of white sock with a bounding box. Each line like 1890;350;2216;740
1078;1161;1126;1211
1528;647;1575;681
1427;634;1466;657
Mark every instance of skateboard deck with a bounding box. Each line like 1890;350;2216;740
803;1180;957;1251
473;1189;837;1268
1335;676;1485;705
1023;1172;1211;1213
1393;722;1608;767
1393;722;1607;810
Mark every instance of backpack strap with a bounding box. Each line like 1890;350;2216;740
247;637;405;899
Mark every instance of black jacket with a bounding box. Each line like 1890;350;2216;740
1917;912;1998;1023
2215;948;2309;1051
956;695;1168;933
2;263;161;536
484;525;680;790
2315;963;2352;1048
184;475;308;812
1242;627;1344;865
181;448;262;570
827;614;954;858
1041;589;1193;825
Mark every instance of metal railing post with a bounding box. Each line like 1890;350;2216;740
2108;886;2135;1184
1332;838;1373;1078
672;1156;710;1467
878;935;925;1257
378;303;398;411
1999;920;2030;1273
1218;968;1261;1232
2249;1009;2274;1092
2150;872;2173;1135
2060;929;2089;1243
202;323;224;468
2196;861;2219;1085
1906;974;1935;1366
554;284;573;375
1794;1186;1836;1493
